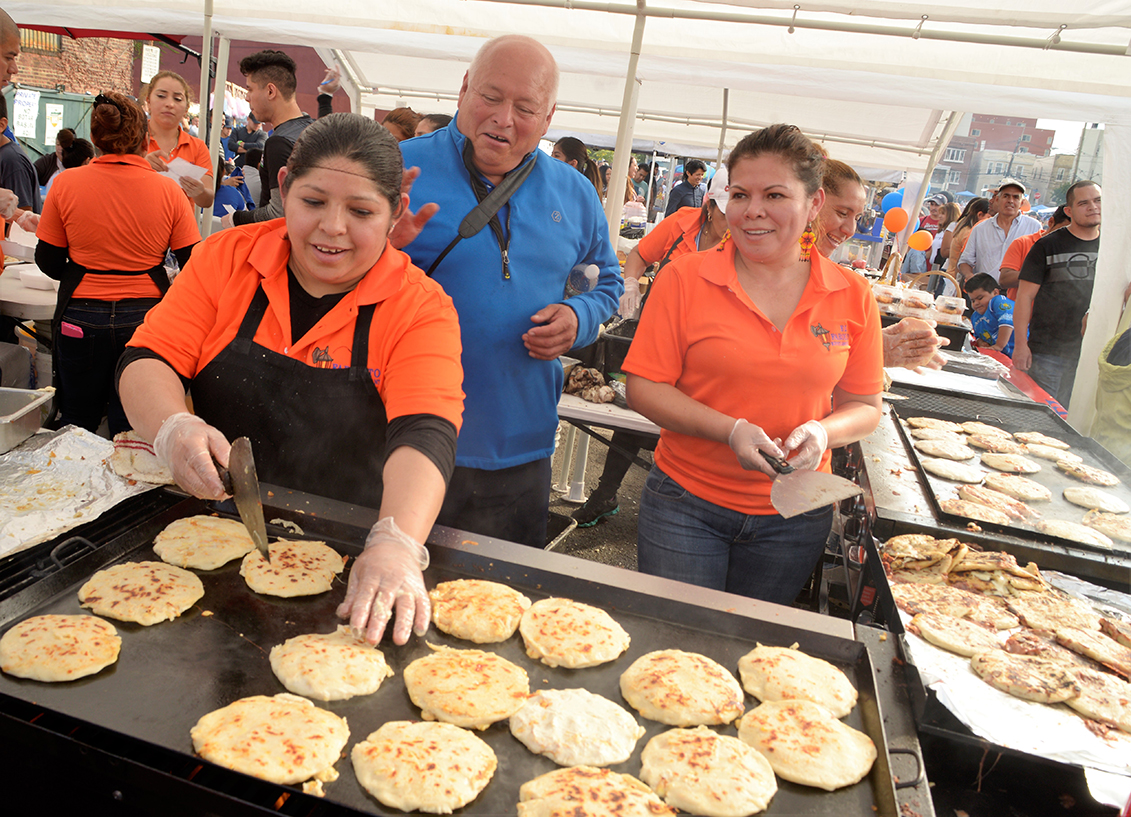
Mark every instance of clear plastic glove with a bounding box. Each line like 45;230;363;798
219;212;235;230
618;277;642;318
727;418;784;478
336;517;431;646
13;210;39;234
153;412;231;499
318;65;342;96
781;419;829;472
881;318;948;373
0;188;19;220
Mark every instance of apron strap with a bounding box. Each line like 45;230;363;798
231;286;271;351
349;303;377;381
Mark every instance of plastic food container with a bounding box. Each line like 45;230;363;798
899;289;935;311
872;284;901;306
0;388;52;454
934;295;966;316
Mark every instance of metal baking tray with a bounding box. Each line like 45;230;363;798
0;490;919;816
854;406;1130;591
889;390;1131;557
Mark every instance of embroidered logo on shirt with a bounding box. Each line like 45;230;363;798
811;322;850;350
309;345;383;385
551;210;562;222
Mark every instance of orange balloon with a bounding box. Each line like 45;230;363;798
907;230;933;252
1021;199;1031;212
883;207;909;233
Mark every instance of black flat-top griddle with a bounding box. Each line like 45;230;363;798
888;384;1131;559
0;490;928;817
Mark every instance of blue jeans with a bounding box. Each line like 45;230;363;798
1028;351;1077;409
637;466;833;605
56;298;159;434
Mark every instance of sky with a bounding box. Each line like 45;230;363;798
1037;119;1100;154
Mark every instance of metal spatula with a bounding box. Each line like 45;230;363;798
763;452;863;519
215;437;269;558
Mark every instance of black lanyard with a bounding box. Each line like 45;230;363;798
426;140;534;280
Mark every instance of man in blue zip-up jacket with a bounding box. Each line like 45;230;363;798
399;35;622;548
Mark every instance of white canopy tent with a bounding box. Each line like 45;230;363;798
10;1;1131;430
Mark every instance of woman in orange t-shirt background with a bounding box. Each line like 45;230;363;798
35;92;200;434
144;70;215;209
623;124;883;605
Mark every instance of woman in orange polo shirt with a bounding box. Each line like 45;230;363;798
144;70;214;209
816;160;946;371
623;124;883;605
571;168;730;528
118;114;464;647
35;92;200;434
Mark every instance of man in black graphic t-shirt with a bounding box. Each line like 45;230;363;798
1013;180;1102;408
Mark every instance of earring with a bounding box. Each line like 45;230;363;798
798;222;816;262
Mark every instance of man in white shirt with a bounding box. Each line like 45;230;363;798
957;178;1041;286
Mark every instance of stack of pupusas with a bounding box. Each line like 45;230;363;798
883;532;1131;735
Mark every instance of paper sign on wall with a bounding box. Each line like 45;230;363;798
12;89;39;139
141;44;160;84
44;103;65;145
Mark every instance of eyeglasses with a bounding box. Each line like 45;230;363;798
94;93;124;114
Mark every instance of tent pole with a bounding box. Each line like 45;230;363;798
202;35;230;240
901;111;962;253
196;0;214;236
604;1;647;245
715;88;728;168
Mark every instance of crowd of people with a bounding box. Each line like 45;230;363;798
0;7;1121;643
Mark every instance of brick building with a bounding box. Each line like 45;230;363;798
16;29;137;95
967;114;1055;158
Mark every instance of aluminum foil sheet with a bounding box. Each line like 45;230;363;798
0;427;152;559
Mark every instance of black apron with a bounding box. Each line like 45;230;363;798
191;285;388;509
47;260;169;426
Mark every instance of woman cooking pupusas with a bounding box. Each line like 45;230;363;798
117;114;464;645
623;125;884;605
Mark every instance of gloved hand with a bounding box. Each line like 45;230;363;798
781;419;829;472
618;277;642;318
727;418;784;478
336;517;431;645
153;412;231;499
13;209;38;234
0;188;19;220
882;318;948;373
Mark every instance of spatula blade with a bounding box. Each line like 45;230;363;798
228;437;269;558
770;469;862;519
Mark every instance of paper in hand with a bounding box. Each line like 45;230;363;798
161;157;209;184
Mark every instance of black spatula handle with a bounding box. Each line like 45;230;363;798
759;451;795;475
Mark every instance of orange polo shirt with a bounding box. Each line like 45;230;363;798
999;231;1043;301
638;206;705;266
36;154;200;299
128;220;464;429
148;127;213;179
623;242;883;514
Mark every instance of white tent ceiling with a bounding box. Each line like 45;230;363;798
13;1;1131;170
10;1;1131;429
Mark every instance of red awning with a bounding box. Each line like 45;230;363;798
23;26;184;43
